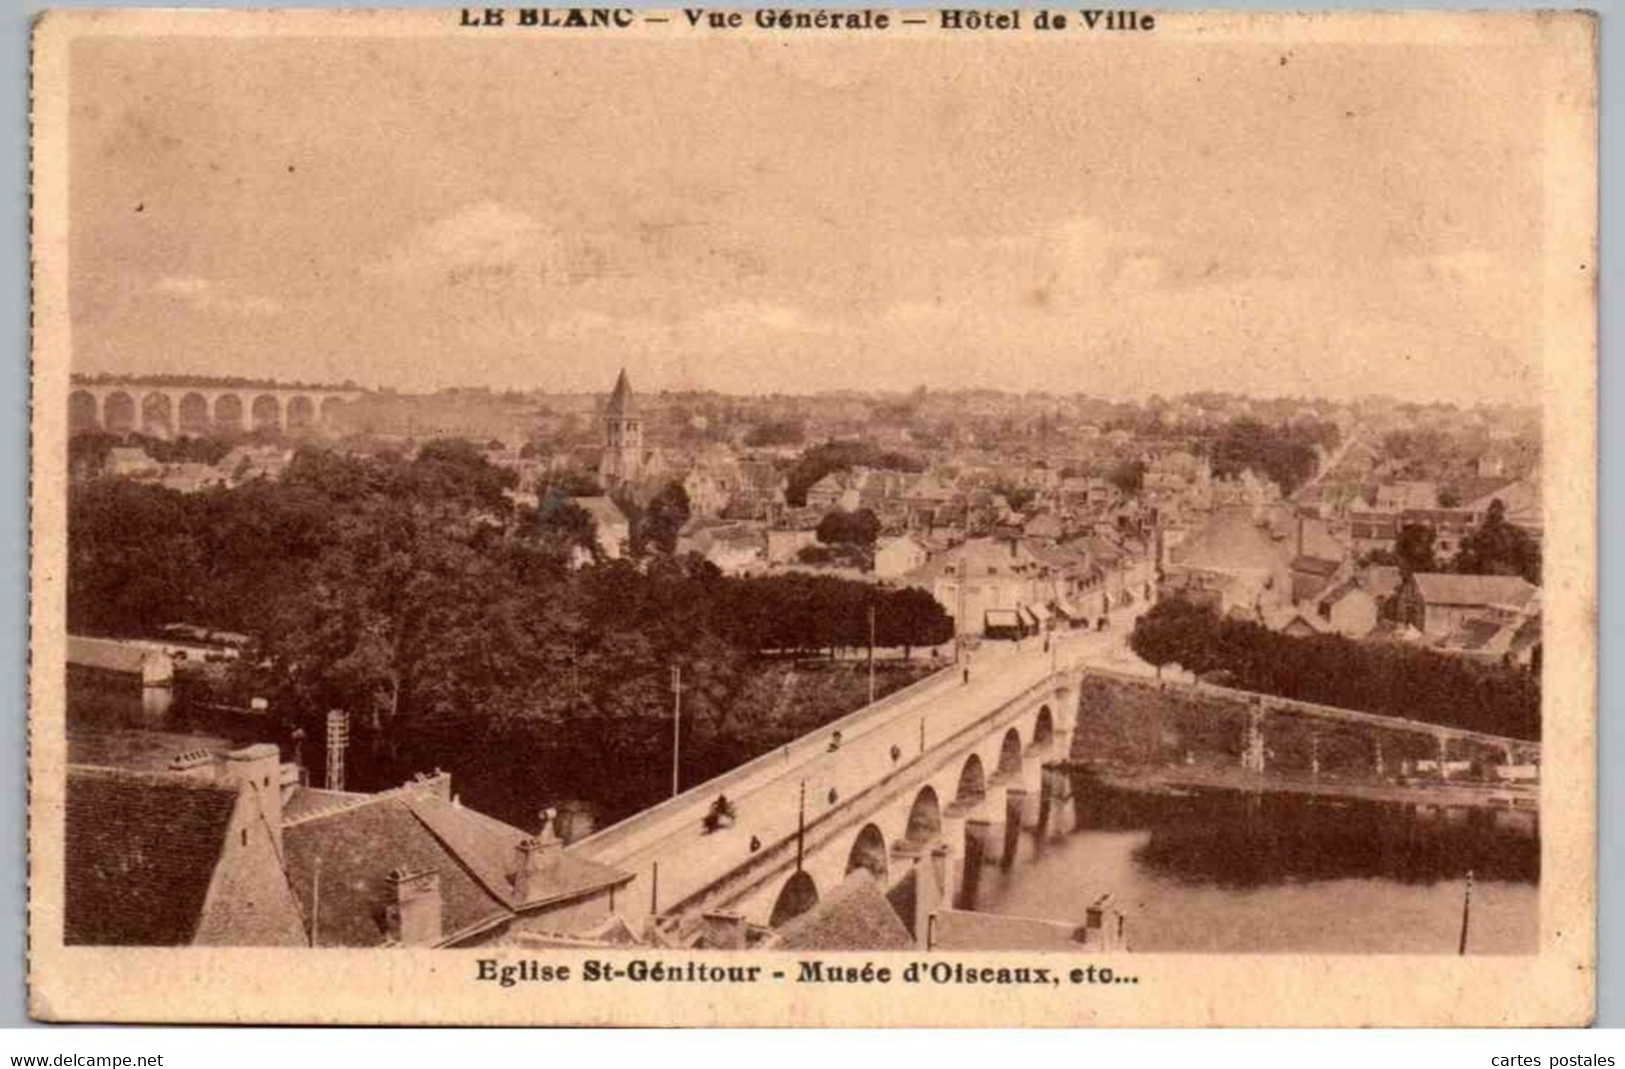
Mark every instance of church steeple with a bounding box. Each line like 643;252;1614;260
605;368;636;418
600;368;643;485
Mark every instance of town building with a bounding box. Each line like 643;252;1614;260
64;752;308;946
1392;572;1540;637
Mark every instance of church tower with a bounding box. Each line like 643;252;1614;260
599;368;643;485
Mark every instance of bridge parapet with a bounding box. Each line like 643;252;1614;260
1077;665;1540;760
577;662;963;861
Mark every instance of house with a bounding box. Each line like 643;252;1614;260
64;753;308;947
67;635;174;689
1310;579;1380;639
1374;482;1438;512
905;537;1050;638
873;535;929;580
676;522;764;575
1160;507;1293;617
1397;508;1479;561
733;460;788;519
765;527;819;564
767;871;914;952
1348;511;1398;556
1023;513;1066;543
105;446;160;479
574;496;631;560
159;462;227;494
804;472;852;512
283;781;633;948
1393;573;1540;637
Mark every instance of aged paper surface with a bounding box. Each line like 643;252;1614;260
28;8;1595;1025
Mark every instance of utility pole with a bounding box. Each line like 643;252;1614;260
310;856;321;948
796;780;807;871
955;558;968;664
868;603;877;706
1458;869;1474;955
670;665;683;798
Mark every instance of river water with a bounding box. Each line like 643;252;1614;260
974;780;1539;954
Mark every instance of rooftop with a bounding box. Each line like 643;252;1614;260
64;767;241;946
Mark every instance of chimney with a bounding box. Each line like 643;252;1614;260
167;748;216;780
511;833;562;906
386;866;443;947
700;910;747;950
224;743;283;854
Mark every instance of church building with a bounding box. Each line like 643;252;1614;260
598;368;644;487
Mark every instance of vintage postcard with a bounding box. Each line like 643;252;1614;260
28;8;1596;1026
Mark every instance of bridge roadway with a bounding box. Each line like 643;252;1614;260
575;621;1138;932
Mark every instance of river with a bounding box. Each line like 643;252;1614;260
973;780;1539;954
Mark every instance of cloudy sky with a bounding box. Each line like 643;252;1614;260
68;27;1547;401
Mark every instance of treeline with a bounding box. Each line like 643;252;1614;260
1129;598;1539;740
1207;417;1339;497
1371;499;1541;586
67;439;950;824
784;440;926;507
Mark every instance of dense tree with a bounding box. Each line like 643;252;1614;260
1130;597;1219;679
743;420;806;448
637;481;692;557
1394;523;1438;576
1209;418;1336;496
1454;499;1540;584
816;508;881;549
784;441;925;507
67;444;953;826
1129;595;1538;739
1108;458;1148;496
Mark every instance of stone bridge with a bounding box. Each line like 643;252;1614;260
575;631;1542;940
68;378;366;437
575;639;1097;937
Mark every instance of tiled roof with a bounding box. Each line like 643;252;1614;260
1290;571;1334;605
1170;508;1288;574
407;794;630;910
65;767;239;946
283;795;510;947
772;871;913;951
1411;573;1539;610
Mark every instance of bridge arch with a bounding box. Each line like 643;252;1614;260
902;785;942;847
68;390;99;434
213;394;244;432
286;395;315;432
103;391;135;434
140;392;172;438
845;823;889;885
995;727;1023;779
768;870;819;928
177;392;210;436
319;396;347;425
250;394;282;432
953;753;987;808
1032;706;1055;751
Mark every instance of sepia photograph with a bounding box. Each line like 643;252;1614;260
27;8;1596;1025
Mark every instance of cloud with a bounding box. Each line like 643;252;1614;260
151;276;284;317
368;201;557;285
